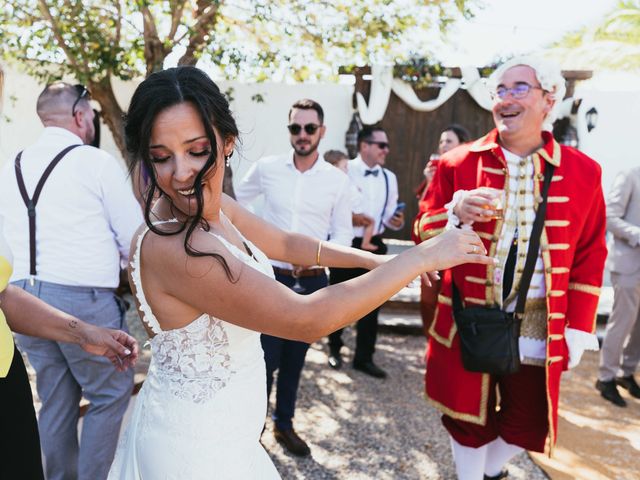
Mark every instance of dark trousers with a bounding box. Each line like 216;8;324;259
0;345;45;480
263;271;328;430
328;235;388;364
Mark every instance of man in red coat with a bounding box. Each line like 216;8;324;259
413;57;607;480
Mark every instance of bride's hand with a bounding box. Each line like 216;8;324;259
418;228;494;272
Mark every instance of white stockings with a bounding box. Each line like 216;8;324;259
450;435;523;479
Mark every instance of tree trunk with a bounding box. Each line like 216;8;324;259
89;76;127;164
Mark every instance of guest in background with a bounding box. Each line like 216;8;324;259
327;126;404;379
596;166;640;407
324;150;377;252
236;100;353;457
0;81;142;480
415;124;470;337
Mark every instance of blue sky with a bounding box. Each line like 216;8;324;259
440;0;619;65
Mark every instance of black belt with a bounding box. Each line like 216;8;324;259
273;267;326;278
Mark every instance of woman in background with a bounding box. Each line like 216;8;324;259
415;124;470;337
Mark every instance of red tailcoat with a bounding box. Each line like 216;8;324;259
412;129;607;452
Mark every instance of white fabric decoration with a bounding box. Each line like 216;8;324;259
460;66;493;111
390;77;461;112
356;64;393;124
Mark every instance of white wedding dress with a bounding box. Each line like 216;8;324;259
108;219;281;479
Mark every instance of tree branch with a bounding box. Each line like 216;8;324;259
37;0;88;74
140;4;167;75
168;0;188;42
177;1;221;66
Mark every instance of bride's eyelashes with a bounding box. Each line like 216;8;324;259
149;149;211;164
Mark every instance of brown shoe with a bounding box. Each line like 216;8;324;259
273;427;311;457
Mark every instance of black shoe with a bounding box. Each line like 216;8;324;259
273;427;311;457
328;348;343;370
596;379;627;407
616;375;640;399
484;470;508;480
353;360;387;379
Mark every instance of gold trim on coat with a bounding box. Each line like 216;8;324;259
568;282;601;296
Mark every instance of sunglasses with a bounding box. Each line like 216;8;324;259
71;84;90;117
365;141;390;150
287;123;321;135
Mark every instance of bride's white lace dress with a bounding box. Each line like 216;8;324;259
108;220;281;479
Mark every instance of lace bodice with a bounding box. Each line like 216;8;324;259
130;216;274;404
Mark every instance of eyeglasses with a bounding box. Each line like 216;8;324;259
287;123;321;135
364;141;390;150
71;84;90;116
492;82;544;101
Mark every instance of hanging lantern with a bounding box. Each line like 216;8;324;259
585;107;598;132
345;112;362;159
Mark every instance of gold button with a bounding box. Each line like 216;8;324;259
520;174;526;179
492;235;500;241
519;160;526;167
519;189;526;195
521;237;529;242
546;267;553;274
537;173;544;180
519;206;526;211
520;221;527;226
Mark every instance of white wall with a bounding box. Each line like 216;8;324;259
0;67;354;189
574;84;640;195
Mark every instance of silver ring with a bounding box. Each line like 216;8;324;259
471;245;478;254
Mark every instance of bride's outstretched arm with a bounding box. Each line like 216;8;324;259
148;225;493;343
221;193;384;270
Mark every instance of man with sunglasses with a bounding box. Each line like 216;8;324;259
236;98;353;457
0;82;142;480
412;57;606;479
327;126;404;379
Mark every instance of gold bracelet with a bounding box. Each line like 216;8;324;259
315;240;323;266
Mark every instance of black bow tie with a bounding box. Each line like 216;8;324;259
364;169;379;177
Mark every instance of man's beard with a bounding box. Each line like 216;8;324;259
292;138;319;157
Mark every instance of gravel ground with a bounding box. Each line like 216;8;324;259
260;328;548;480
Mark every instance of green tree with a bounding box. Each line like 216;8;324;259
0;0;476;194
548;0;640;71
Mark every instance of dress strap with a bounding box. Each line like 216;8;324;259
129;220;178;335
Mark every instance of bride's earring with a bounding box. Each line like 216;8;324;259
224;150;233;167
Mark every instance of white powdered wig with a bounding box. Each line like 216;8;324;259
489;56;566;131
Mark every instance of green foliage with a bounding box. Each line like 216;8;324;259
393;56;453;89
0;0;478;158
0;0;477;84
550;0;640;71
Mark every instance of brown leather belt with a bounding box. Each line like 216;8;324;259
273;267;326;278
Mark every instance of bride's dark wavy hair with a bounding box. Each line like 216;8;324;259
124;66;239;278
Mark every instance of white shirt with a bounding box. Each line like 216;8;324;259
348;156;400;237
0;127;142;288
235;150;353;269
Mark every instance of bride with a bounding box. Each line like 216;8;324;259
107;66;492;479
